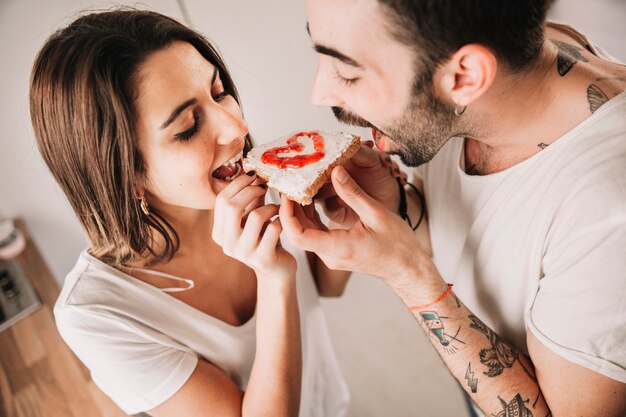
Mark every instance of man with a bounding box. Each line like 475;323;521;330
279;0;626;415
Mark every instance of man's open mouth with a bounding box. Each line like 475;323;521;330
372;128;391;151
211;152;244;182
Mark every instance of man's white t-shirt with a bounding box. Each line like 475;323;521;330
413;84;626;384
54;227;350;415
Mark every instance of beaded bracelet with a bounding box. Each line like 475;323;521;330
397;178;426;231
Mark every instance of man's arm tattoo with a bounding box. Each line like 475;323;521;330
468;315;536;381
420;310;465;355
465;363;478;393
495;393;535;417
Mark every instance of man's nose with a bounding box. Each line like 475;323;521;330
213;105;249;145
310;61;341;107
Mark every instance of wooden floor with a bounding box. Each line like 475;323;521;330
0;220;129;417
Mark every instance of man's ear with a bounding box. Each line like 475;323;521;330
435;44;497;107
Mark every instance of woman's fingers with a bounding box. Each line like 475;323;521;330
258;218;283;259
214;174;266;246
222;185;267;241
239;204;280;251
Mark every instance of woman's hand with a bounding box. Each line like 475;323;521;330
213;173;296;279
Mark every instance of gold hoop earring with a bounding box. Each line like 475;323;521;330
454;104;467;117
138;196;151;216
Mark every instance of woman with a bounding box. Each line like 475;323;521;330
29;9;350;417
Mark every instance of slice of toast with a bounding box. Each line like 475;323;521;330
243;131;361;205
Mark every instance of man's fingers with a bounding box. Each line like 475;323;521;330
279;196;341;253
346;143;381;169
331;166;384;224
315;182;338;200
303;203;328;231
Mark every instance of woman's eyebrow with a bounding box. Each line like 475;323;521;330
160;98;198;130
160;67;219;130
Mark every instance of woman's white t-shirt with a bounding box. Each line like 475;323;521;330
54;232;349;415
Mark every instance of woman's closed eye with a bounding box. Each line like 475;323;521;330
213;89;228;102
174;111;203;141
172;90;229;141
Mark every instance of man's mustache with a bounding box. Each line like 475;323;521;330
331;106;373;129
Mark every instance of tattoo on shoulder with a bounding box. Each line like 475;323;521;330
587;84;609;113
419;311;465;355
465;363;478;393
468;315;535;381
495;393;534;417
550;40;589;76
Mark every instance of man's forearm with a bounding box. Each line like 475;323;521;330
391;266;551;416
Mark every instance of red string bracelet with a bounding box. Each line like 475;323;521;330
408;283;454;311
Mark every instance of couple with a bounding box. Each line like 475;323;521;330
30;1;626;417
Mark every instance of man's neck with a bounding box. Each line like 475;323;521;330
463;40;563;175
462;25;626;176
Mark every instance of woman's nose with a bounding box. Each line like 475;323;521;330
212;104;249;145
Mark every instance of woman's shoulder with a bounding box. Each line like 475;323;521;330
56;249;130;309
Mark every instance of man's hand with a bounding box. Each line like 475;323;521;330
315;141;405;230
280;165;427;284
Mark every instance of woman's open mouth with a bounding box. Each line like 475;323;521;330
211;152;244;182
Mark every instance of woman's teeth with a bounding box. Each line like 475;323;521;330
224;163;242;181
226;152;243;166
212;152;244;181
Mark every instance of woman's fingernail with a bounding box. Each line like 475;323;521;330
259;183;267;189
246;171;256;177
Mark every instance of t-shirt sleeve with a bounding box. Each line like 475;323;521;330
54;306;198;414
527;190;626;383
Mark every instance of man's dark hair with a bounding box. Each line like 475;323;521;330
378;0;554;76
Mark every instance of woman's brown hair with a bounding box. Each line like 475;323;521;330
30;9;252;266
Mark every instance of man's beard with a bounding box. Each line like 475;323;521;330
331;79;458;167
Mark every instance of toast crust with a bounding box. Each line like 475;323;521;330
244;133;361;205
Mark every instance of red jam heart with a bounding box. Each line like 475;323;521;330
261;131;325;168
